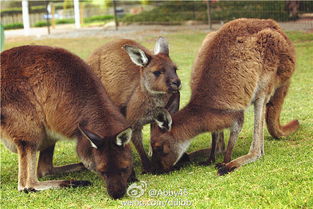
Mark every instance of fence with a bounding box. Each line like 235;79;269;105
1;1;313;30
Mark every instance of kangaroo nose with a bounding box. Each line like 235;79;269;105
171;79;181;88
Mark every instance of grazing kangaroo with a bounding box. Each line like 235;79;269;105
88;37;181;173
0;45;136;199
151;18;299;175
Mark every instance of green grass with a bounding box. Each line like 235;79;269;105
1;31;313;208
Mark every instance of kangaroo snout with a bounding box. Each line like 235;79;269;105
107;180;127;199
169;79;181;92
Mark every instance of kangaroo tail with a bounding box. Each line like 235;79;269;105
266;82;299;138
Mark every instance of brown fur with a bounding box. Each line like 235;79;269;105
88;38;180;172
151;18;299;174
0;45;135;199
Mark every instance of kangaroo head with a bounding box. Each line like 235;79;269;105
79;126;134;199
123;37;181;95
150;132;190;174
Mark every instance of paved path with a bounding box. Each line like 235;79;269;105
4;20;313;41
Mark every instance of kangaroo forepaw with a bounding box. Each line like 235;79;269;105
70;180;92;188
141;167;152;174
61;180;92;188
141;161;153;174
216;163;237;176
215;163;225;169
128;169;138;183
154;110;172;131
22;187;38;193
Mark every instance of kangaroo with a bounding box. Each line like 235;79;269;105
0;45;136;199
150;18;299;175
88;37;181;173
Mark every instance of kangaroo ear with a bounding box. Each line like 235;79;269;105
116;128;132;147
154;110;172;131
78;125;104;149
154;37;169;56
123;45;149;67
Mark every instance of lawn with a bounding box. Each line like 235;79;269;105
1;30;313;208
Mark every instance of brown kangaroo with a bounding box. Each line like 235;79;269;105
0;45;136;199
88;37;181;173
150;18;299;175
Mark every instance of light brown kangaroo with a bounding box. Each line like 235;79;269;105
0;45;136;199
151;18;299;175
88;37;181;173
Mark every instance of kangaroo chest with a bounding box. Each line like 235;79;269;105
126;93;170;127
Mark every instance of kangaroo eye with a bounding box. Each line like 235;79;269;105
153;71;161;77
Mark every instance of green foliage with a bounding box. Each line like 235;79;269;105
33;21;49;27
33;19;75;27
56;19;75;24
140;0;149;6
2;31;313;208
84;15;113;23
91;0;112;9
122;1;293;24
3;14;113;30
31;15;113;28
63;0;73;10
3;23;23;30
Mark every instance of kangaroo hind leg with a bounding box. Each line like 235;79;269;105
217;98;265;175
16;138;91;192
37;144;86;178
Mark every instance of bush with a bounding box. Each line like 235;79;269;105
84;15;113;23
33;19;74;27
56;19;75;24
33;21;48;27
3;23;23;30
32;15;112;28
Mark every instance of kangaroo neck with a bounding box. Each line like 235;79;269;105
138;82;168;107
170;103;239;142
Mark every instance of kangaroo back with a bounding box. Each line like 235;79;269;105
1;45;126;136
190;18;294;111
